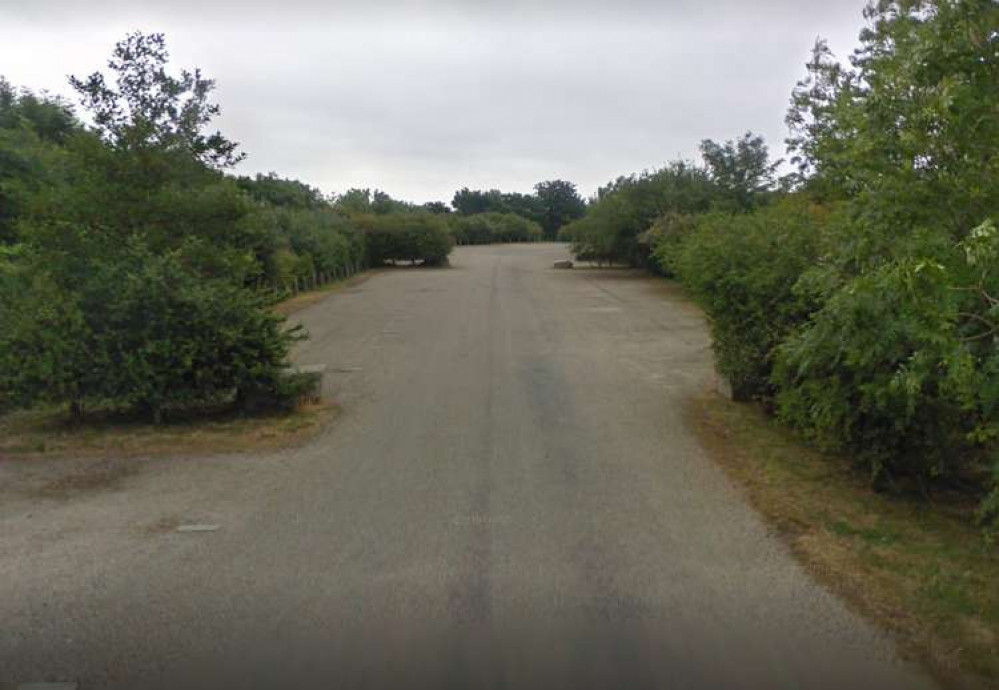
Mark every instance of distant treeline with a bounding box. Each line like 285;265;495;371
561;0;999;534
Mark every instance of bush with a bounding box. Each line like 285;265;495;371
675;199;826;400
566;161;721;266
774;221;999;487
0;237;303;422
646;212;699;277
282;207;363;277
449;212;542;244
357;213;453;266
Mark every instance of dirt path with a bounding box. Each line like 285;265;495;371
0;244;936;689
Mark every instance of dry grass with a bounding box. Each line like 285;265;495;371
0;401;336;461
687;392;999;689
273;271;373;316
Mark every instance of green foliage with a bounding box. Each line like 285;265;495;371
255;205;364;285
675;199;826;399
452;188;512;216
356;213;454;266
422;201;452;215
236;172;326;209
699;132;780;212
0;80;80;244
70;31;244;169
0;238;302;421
334;188;414;215
644;212;699;277
449;212;542;245
563;161;718;265
770;0;999;496
772;227;995;485
0;33;304;421
786;0;999;230
449;181;583;239
533;179;586;239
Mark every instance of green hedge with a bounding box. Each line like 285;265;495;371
671;198;826;401
0;238;303;422
449;212;543;245
356;213;453;266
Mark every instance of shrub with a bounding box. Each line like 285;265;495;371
566;161;722;266
449;212;542;244
774;221;999;487
646;212;699;277
358;213;453;266
676;198;826;400
0;237;303;422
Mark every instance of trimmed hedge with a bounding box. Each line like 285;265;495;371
449;212;543;245
355;213;453;266
671;198;826;401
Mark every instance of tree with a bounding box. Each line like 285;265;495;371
769;0;999;496
422;201;451;214
236;172;326;209
0;33;301;421
533;179;585;239
70;32;243;169
786;1;999;233
452;187;506;215
562;162;717;265
0;80;80;244
334;188;413;215
699;132;780;212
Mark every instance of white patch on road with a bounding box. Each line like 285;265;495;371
452;515;512;527
175;524;220;533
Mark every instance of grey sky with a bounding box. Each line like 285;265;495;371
1;0;868;203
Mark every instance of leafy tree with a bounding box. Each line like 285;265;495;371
0;33;303;420
0;78;78;144
534;179;585;239
786;0;999;233
422;201;452;214
771;0;999;497
563;161;718;265
334;187;413;215
70;31;243;169
237;172;326;209
0;80;80;244
699;132;780;211
452;187;507;215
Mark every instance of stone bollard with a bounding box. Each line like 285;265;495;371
553;259;574;269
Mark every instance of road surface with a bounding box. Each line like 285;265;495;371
1;244;936;689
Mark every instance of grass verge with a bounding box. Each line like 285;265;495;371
0;401;336;460
687;391;999;689
273;271;372;316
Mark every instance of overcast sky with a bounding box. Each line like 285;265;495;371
1;0;868;203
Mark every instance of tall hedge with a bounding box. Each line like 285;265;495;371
356;213;453;266
672;199;826;400
449;212;542;245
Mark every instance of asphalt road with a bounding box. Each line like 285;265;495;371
1;244;937;690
